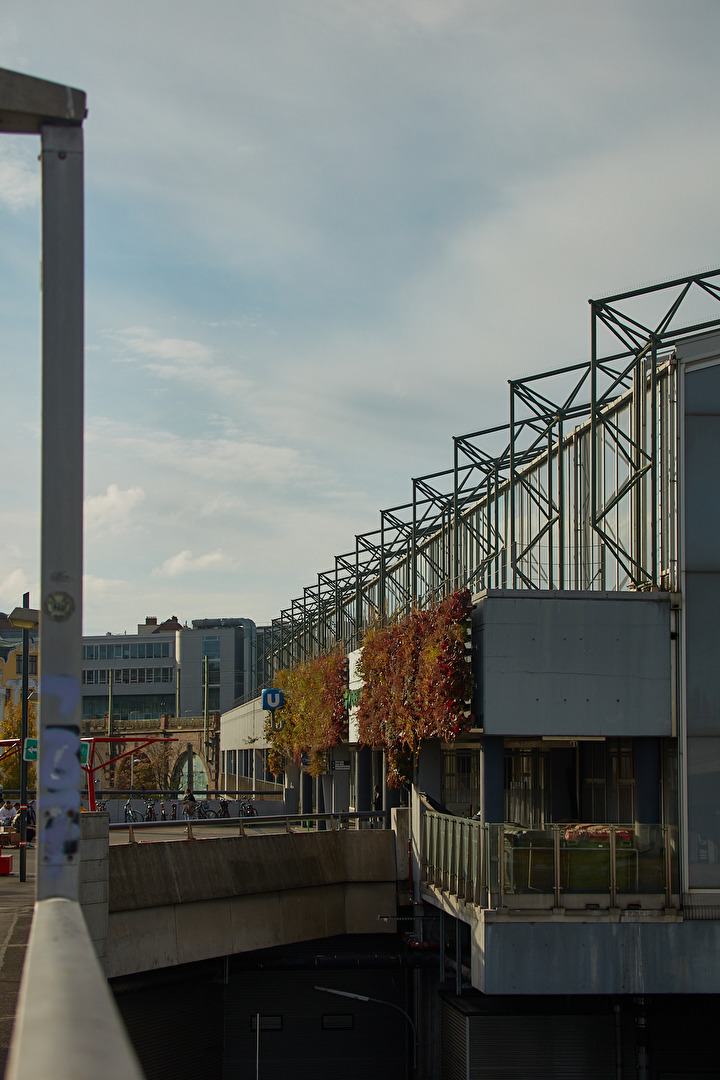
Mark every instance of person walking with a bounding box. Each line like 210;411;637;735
182;789;196;819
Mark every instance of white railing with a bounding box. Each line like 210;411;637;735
6;898;144;1080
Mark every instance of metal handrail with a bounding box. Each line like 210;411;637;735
421;812;678;909
109;810;387;834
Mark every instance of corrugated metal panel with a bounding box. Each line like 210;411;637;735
648;997;719;1079
440;1000;468;1080
467;1015;615;1079
114;974;223;1080
441;1004;616;1080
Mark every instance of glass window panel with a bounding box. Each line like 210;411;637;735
688;737;720;889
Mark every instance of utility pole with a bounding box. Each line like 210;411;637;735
19;592;30;883
203;655;210;784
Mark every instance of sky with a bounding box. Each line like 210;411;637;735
1;0;720;635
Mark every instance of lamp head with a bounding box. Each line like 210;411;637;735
8;606;39;630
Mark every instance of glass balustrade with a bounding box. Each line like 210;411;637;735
421;812;678;908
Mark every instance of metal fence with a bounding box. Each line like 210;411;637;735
421;811;679;910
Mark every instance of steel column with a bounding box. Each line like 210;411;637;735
38;122;84;901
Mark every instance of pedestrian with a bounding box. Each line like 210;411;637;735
182;789;196;819
12;807;35;847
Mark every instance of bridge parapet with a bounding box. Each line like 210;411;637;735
106;829;398;978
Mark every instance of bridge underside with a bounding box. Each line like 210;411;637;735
106;830;398;978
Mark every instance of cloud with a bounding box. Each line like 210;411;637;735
84;484;145;534
85;419;313;490
0;141;39;212
0;569;32;612
83;574;132;599
152;549;235;579
102;326;252;399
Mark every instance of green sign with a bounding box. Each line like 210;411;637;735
23;738;89;764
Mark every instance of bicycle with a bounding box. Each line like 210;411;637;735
145;800;157;821
196;801;219;819
218;799;230;818
238;798;258;818
124;799;144;823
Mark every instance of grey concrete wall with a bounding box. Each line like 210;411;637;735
107;830;397;978
473;915;720;995
474;591;672;736
79;811;109;970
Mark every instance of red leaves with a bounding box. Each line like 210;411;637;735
266;649;348;777
265;590;474;786
356;590;473;784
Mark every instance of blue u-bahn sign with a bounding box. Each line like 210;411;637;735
261;688;284;712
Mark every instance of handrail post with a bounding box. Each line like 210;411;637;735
609;825;617;908
480;822;487;906
499;824;505;907
553;825;561;908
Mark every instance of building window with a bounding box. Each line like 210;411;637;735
322;1015;353;1030
81;666;173;686
15;654;38;676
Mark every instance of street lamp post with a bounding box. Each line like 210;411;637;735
8;599;39;884
314;985;417;1076
130;758;141;796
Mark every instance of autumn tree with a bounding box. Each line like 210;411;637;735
114;741;180;791
0;699;37;790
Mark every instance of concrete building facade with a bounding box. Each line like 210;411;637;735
81;615;257;725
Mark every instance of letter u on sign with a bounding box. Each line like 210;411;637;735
262;688;284;712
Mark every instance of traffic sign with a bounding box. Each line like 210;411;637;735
262;688;284;712
23;738;89;764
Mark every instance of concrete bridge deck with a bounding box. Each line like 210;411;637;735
106;827;399;978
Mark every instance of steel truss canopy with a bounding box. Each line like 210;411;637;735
260;267;720;676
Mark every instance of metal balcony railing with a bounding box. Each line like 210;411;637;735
421;812;679;910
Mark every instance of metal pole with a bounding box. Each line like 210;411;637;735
37;121;84;902
186;742;194;793
203;655;209;763
255;1012;261;1080
19;592;30;883
107;669;113;738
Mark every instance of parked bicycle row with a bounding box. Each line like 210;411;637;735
110;795;260;823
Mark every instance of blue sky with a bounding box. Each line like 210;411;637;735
2;1;720;634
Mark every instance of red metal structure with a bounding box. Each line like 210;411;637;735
0;736;177;810
82;736;177;811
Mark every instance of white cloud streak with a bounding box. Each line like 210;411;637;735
152;550;235;578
